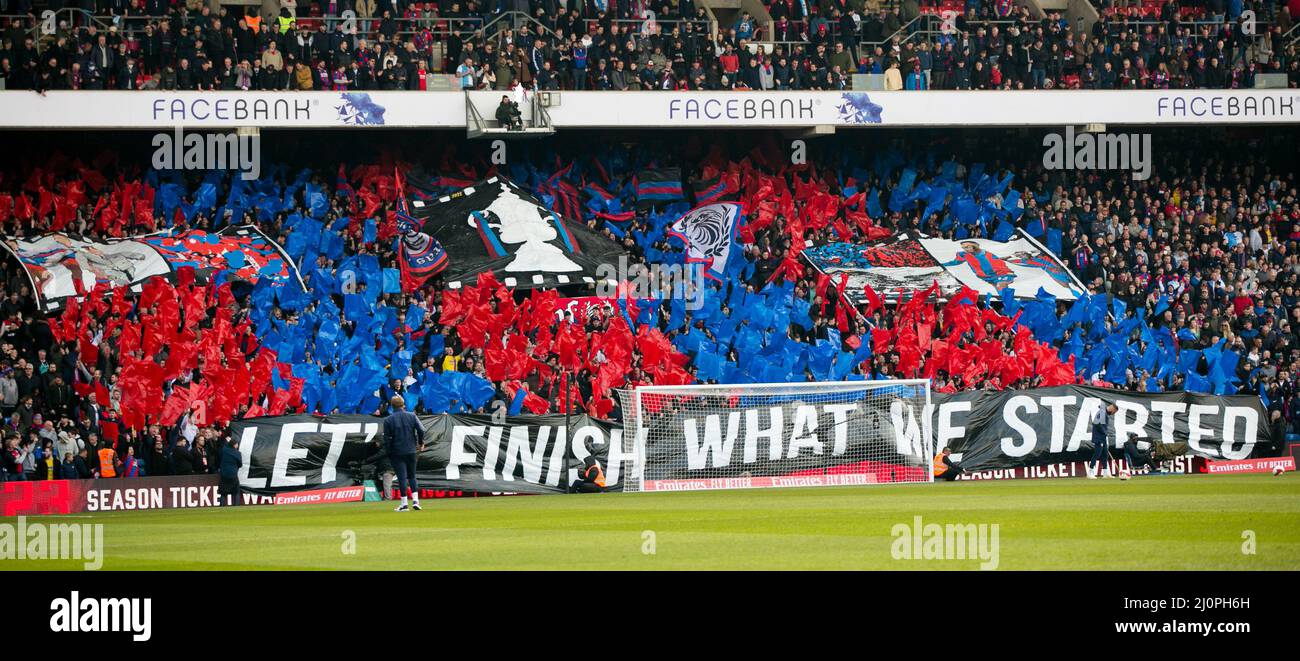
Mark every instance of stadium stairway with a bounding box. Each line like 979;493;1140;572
1019;0;1101;35
699;0;775;54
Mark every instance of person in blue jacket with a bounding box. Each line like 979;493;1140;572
219;437;243;506
382;395;425;512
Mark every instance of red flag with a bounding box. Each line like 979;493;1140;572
522;389;549;415
159;386;191;426
78;337;99;366
872;328;894;354
439;289;467;325
862;283;883;315
78;166;108;192
484;346;509;381
13;194;33;221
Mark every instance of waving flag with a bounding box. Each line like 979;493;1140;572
635;168;684;208
407;176;623;290
394;168;448;292
336;164;355;199
667;203;742;280
693;174;738;206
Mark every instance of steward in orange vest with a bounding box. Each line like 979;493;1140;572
933;447;962;482
571;456;606;493
98;445;119;478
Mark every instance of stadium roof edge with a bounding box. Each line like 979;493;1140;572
1;89;1296;130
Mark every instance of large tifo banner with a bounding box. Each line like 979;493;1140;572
923;386;1270;470
3;225;303;311
804;232;1084;303
407;176;624;290
228;412;627;494
227;386;1272;494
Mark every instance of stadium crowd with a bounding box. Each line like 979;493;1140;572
0;0;1295;91
0;126;1296;481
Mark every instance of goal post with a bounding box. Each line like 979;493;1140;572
614;380;933;492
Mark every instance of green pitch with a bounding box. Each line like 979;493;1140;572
5;473;1299;570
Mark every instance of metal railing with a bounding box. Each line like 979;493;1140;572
861;14;929;50
1094;16;1279;55
475;11;555;42
1280;22;1300;48
859;15;1023;50
3;8;114;42
854;13;1278;53
581;18;709;37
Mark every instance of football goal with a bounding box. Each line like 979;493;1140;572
615;380;933;492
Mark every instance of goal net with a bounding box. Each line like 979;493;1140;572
615;380;932;492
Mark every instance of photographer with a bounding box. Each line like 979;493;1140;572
1123;438;1160;474
494;94;523;131
361;437;395;500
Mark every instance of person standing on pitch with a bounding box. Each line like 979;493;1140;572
219;437;243;506
383;395;425;511
1087;403;1117;479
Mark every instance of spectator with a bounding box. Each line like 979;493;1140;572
147;438;169;477
219;436;243;506
121;445;143;477
171;438;195;475
73;447;94;480
60;452;78;480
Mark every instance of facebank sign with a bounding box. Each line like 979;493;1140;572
147;92;390;125
663;92;884;125
3;89;1300;129
0;90;462;128
535;90;1300;128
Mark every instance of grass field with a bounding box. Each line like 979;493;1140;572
5;473;1299;570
